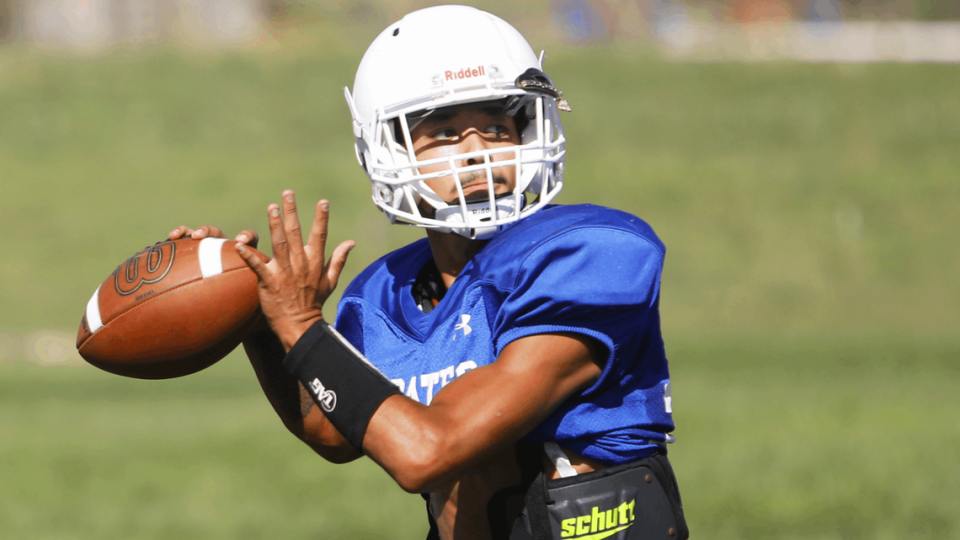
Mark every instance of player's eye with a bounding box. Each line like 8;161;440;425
430;128;457;140
485;124;510;136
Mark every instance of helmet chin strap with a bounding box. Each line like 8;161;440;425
434;195;525;240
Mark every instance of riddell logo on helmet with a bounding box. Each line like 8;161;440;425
445;65;486;81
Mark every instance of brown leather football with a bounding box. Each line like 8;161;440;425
76;238;263;379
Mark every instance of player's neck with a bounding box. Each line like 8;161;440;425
426;230;487;291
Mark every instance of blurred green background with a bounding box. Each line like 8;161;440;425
1;2;959;539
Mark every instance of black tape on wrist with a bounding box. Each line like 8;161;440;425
283;321;400;452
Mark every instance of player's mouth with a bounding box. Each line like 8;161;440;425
456;172;509;202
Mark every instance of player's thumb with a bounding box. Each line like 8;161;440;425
325;240;355;288
236;243;271;280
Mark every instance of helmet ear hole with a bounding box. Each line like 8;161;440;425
355;139;370;170
390;118;407;145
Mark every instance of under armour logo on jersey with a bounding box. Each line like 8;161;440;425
453;314;472;340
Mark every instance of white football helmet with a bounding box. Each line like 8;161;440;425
344;5;568;240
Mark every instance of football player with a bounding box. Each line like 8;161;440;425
172;6;687;539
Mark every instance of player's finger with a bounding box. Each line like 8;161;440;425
191;226;225;240
235;229;260;249
323;240;355;291
235;243;272;284
307;199;331;268
267;203;291;270
281;190;307;266
169;226;195;240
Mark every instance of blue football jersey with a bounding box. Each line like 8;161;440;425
334;204;675;465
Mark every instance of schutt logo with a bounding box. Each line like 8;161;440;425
560;499;637;539
114;241;176;296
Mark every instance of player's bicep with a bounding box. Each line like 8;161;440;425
491;332;605;405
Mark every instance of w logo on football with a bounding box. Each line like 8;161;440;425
453;314;472;340
114;241;176;296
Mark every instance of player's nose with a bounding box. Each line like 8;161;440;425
460;129;489;167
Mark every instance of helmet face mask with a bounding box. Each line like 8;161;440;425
344;6;567;240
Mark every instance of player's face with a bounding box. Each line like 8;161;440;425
409;104;521;204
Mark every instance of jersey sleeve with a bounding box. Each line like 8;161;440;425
492;226;665;395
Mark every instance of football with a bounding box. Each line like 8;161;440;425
76;238;264;379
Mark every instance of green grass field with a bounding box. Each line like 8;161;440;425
3;339;958;539
1;27;958;539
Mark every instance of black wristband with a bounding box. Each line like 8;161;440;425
283;320;400;451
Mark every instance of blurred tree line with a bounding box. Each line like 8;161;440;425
258;0;960;23
0;0;14;42
1;0;958;47
681;0;960;20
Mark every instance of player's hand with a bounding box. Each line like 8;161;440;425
236;190;355;352
169;225;268;334
168;225;260;248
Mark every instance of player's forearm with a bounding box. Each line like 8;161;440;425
362;375;557;493
361;334;603;493
361;397;503;493
243;327;361;463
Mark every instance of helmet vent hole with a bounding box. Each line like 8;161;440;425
393;28;399;36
